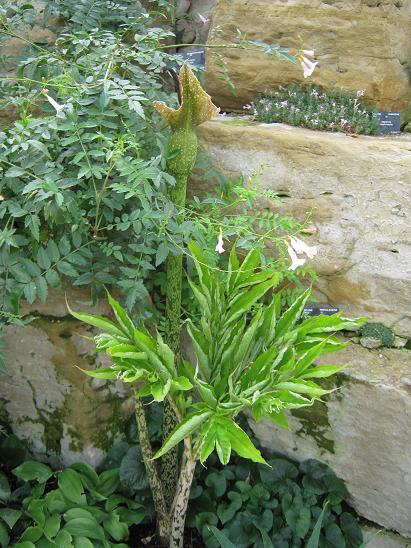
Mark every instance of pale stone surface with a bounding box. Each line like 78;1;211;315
362;526;411;547
205;0;411;117
195;118;411;337
1;289;133;467
250;343;411;537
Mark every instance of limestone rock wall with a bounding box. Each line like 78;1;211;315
1;289;133;467
196;118;411;337
250;343;411;538
205;0;411;118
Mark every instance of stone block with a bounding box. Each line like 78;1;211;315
195;118;411;337
205;0;411;118
249;343;411;537
1;288;133;467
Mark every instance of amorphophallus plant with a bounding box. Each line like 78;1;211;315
70;242;365;547
153;64;220;507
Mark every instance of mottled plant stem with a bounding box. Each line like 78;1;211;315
134;394;170;544
169;447;197;548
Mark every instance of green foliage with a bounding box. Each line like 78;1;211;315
0;3;307;335
72;243;365;466
0;460;146;547
253;85;380;135
189;452;363;548
360;322;394;348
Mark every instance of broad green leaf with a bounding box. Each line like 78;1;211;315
0;473;10;502
54;530;73;547
20;526;43;543
153;410;212;459
103;514;128;541
0;508;21;529
64;508;95;522
73;538;93;548
13;461;53;483
97;468;120;497
209;526;236;548
0;522;9;548
63;517;105;540
58;469;85;504
44;514;61;540
69;463;99;491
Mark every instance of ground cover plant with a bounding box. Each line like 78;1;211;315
252;85;380;135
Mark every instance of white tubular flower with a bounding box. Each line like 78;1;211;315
43;89;64;114
287;244;305;271
290;236;318;259
198;13;209;25
215;228;225;254
298;49;318;79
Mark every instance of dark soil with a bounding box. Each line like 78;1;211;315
129;523;205;547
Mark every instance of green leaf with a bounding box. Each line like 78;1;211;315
97;468;120;497
153;410;212;459
119;446;149;491
58;469;85;504
23;281;37;304
13;461;53;483
215;425;231;465
0;508;21;529
325;523;346;548
57;261;79;277
44;514;61;540
80;367;118;379
63;517;105;540
228;277;279;324
20;526;43;543
218;417;267;464
276;288;311;339
0;522;9;548
103;514;128;541
73;537;93;548
209;526;236;548
0;473;10;502
107;293;134;338
306;502;329;548
301;364;345;379
155;242;169;266
172;376;192;391
67;306;125;338
68;464;96;492
53;529;73;547
275;380;330;397
37;247;51;270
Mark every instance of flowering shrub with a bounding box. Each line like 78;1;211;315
252;85;380;135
